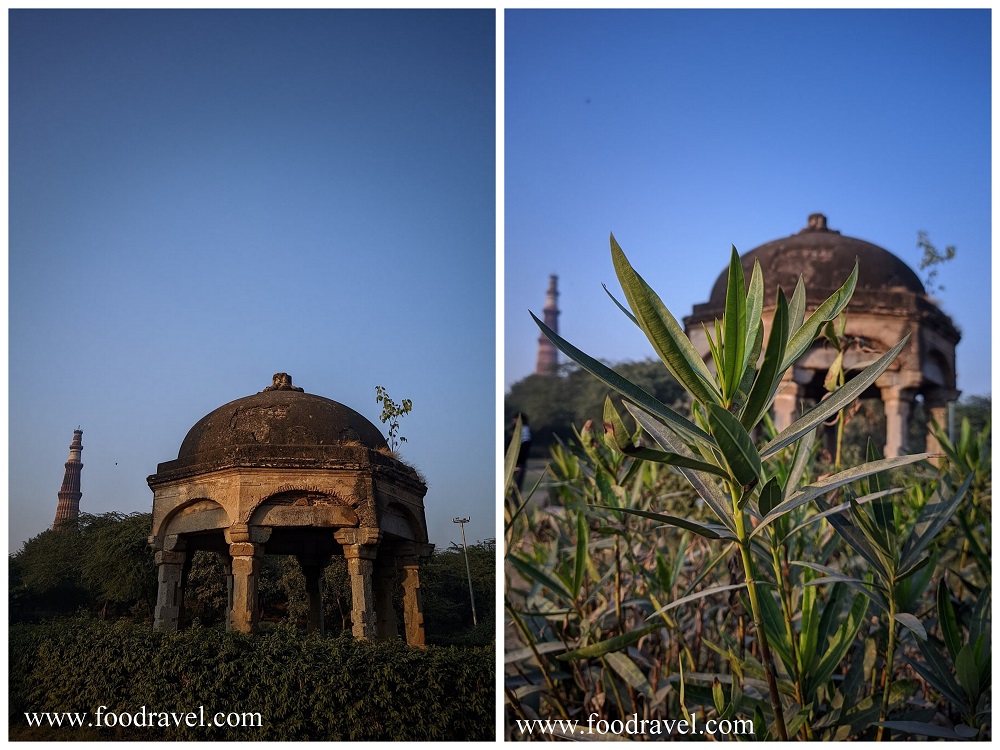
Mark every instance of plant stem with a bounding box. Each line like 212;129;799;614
876;597;897;741
733;492;788;741
771;545;813;740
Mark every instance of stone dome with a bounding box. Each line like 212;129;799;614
703;213;925;311
178;379;387;462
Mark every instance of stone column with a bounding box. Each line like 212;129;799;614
374;553;399;640
397;542;434;647
344;546;377;639
336;528;382;640
153;534;186;632
225;524;271;634
881;387;915;458
229;542;263;633
154;550;186;632
297;555;327;635
771;378;803;433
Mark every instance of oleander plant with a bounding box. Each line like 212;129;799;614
504;235;989;741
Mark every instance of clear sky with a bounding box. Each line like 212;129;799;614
9;10;496;551
505;10;991;400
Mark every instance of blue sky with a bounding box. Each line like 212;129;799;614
505;10;991;400
9;10;496;551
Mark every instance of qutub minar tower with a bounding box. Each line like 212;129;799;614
535;274;560;376
53;429;84;527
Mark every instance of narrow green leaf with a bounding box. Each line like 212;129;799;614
757;586;794;672
605;651;654;699
969;583;990;650
757;476;782;518
782;487;904;542
900;472;973;572
705;320;724;376
558;623;661;661
503;639;570;664
722;246;747;402
908;646;965;707
893;612;927;641
707;402;761;488
624;402;736;532
781;261;858;371
793;561;889;612
956;644;980;700
610;234;723;406
531;311;712;447
787;276;807;336
896;553;932;583
591;504;736;541
712;678;726;715
937;577;962;660
744;259;764;376
874;721;973;740
865;437;888;494
648;582;747;618
823;506;895;582
503;416;522;494
761;336;910;458
808;590;868;695
573;510;588;598
602;282;639;326
783;422;817;498
740;290;789;430
508;552;574;604
849;497;893;559
752;454;928;538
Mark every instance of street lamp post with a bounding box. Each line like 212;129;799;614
452;516;478;627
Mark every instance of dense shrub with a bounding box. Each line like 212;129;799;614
10;618;493;741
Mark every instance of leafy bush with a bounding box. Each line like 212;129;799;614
505;236;989;741
10;618;493;741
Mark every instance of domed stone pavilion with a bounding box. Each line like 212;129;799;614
683;214;961;457
148;373;432;644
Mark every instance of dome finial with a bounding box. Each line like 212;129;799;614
806;213;828;232
263;372;304;392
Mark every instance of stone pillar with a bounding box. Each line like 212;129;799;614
344;547;377;639
336;528;382;640
153;549;187;632
229;542;263;633
397;542;434;647
400;559;425;646
881;387;914;458
374;553;399;640
297;555;327;635
225;524;271;634
772;378;803;433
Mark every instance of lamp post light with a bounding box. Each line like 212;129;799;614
452;516;478;627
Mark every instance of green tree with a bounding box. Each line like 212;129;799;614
375;385;413;451
422;540;495;645
79;512;157;618
505;359;684;455
10;512;156;622
917;230;956;296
